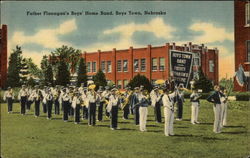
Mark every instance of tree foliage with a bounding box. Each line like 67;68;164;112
55;60;70;86
127;74;153;92
77;58;87;87
6;45;22;88
51;45;81;74
193;68;213;93
40;55;54;86
93;70;107;90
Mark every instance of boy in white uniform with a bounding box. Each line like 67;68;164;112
3;87;15;113
162;88;176;136
190;89;201;124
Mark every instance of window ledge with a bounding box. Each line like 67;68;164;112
244;62;250;65
244;24;250;27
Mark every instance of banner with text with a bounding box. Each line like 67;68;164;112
170;51;194;88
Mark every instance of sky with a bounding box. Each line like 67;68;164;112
1;1;234;80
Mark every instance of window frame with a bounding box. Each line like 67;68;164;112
140;58;146;72
107;61;112;73
152;58;158;71
92;61;97;73
117;60;122;72
134;59;139;72
159;57;165;71
123;60;128;72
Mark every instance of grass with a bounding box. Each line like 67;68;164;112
1;100;250;158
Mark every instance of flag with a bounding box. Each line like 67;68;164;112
235;65;247;87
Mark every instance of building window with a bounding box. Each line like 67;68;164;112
123;80;129;88
117;80;122;89
134;59;139;72
209;60;214;72
123;60;128;72
247;41;250;62
92;62;96;72
159;57;165;71
140;58;146;72
87;62;91;72
246;2;250;26
107;61;112;73
152;58;157;71
117;60;122;72
101;61;106;73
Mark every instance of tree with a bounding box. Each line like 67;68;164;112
51;45;81;74
27;77;36;87
19;58;30;85
193;68;213;93
6;45;22;87
26;58;42;79
127;74;153;92
41;55;54;86
93;70;107;90
76;58;87;87
55;60;70;86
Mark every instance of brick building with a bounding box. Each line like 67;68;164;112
0;24;8;88
83;42;218;89
234;0;250;92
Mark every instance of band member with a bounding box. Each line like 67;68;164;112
150;86;163;123
220;88;228;127
72;91;81;124
25;87;33;111
162;88;176;136
81;88;88;120
53;87;60;115
3;87;15;113
102;86;111;118
41;86;47;113
131;87;141;125
62;88;71;122
190;89;201;124
176;85;185;121
121;87;131;120
87;85;99;126
97;87;104;121
18;85;28;115
207;85;223;133
30;85;42;117
46;88;53;120
107;88;121;130
137;90;150;132
68;88;75;117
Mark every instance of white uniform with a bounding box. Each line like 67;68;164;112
18;89;28;100
162;92;176;136
150;90;161;107
220;95;227;127
3;90;15;100
190;92;200;124
137;93;149;132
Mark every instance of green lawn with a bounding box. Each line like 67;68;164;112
1;100;249;158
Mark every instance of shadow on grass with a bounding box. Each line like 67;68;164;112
148;130;162;133
118;121;130;124
182;119;191;121
222;131;246;135
119;128;136;131
225;125;245;128
176;126;189;128
200;122;213;125
12;112;20;114
96;124;110;127
147;125;159;127
174;134;194;137
202;136;228;140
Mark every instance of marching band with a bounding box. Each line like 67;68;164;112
3;81;230;136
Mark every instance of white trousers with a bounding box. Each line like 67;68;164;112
139;107;148;131
220;102;227;127
191;102;199;124
213;104;222;133
164;107;174;136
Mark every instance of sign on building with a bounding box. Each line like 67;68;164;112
170;50;194;88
